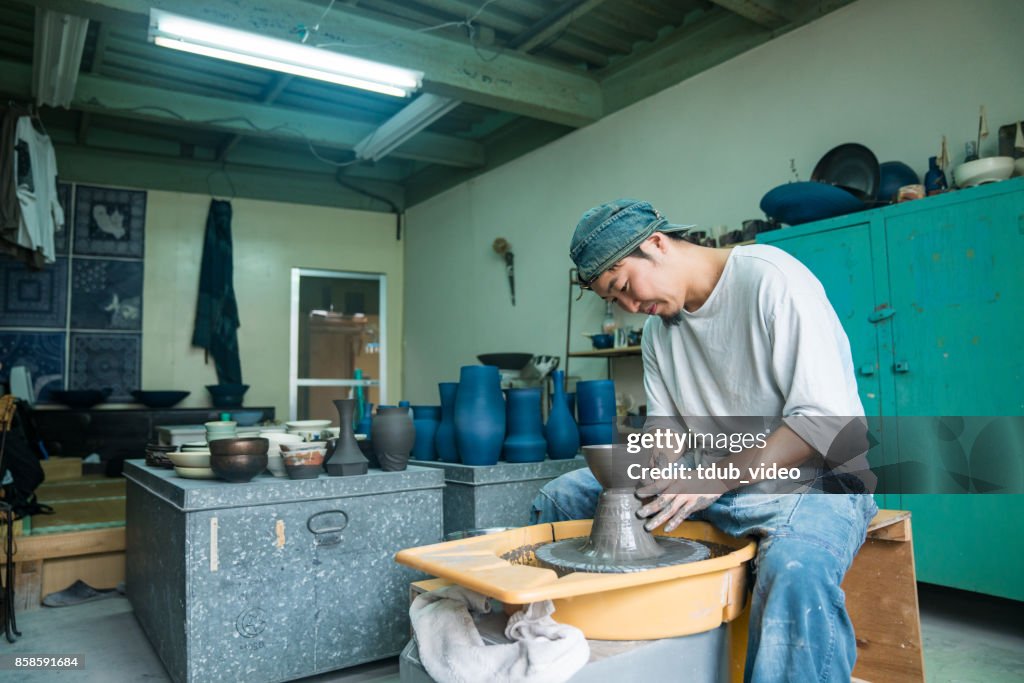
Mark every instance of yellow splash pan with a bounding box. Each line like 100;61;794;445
395;520;756;640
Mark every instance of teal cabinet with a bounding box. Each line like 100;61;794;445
760;178;1024;601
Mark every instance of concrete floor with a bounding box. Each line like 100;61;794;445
2;584;1021;682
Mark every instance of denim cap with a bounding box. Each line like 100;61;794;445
570;199;696;284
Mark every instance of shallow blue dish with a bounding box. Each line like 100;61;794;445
759;181;865;226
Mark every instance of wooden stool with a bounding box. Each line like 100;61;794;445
728;509;924;683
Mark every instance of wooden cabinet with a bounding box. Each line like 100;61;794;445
760;178;1024;600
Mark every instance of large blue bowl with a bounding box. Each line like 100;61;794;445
760;181;865;226
131;390;190;408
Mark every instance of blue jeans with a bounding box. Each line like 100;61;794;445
530;469;877;683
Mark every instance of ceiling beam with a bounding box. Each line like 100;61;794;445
509;0;610;52
708;1;788;29
31;0;602;127
216;73;294;162
77;21;109;144
0;59;484;168
55;142;405;212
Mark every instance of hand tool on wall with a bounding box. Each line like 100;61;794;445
492;237;515;306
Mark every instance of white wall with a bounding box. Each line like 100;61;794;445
142;192;403;420
402;0;1024;404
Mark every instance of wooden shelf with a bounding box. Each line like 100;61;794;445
568;345;642;358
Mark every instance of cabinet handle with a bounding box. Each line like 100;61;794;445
307;510;349;547
868;308;896;323
893;361;910;374
858;364;876;376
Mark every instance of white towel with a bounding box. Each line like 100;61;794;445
410;585;590;683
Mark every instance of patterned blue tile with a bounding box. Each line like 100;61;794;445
69;332;141;400
0;255;68;328
56;182;71;254
70;258;143;330
0;331;65;402
73;184;146;257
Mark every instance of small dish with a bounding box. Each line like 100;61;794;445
174;466;217;480
169;451;211;468
205;420;238;429
285;420;332;430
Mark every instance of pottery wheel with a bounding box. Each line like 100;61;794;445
534;536;711;574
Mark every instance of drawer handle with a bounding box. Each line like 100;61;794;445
307;510;349;547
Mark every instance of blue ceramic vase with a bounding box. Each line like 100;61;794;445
576;379;616;424
454;365;505;466
435;383;459;463
545;370;579;460
411;405;441;461
355;402;374;436
503;388;546;463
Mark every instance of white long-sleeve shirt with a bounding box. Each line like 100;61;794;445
642;244;863;472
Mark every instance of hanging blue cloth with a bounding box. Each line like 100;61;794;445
191;199;242;384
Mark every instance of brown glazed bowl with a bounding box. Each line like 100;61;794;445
210;452;268;483
209;437;269;457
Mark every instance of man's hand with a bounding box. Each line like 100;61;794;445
635;491;721;533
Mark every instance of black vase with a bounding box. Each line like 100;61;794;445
372;406;415;471
325;399;369;476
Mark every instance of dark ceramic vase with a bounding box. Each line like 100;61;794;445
435;382;459;463
411;405;441;461
577;379;617;425
564;392;576;421
325;399;369;476
372;406;415;471
454;365;505;466
545;370;580;460
503;388;546;463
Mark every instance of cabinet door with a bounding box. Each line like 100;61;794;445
885;189;1024;600
767;222;884;418
764;222;893;508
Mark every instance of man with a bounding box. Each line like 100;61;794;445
532;199;877;682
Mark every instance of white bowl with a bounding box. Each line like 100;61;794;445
169;451;211;468
953;157;1014;188
205;420;237;428
174;466;217;480
266;454;287;477
1014;157;1024;177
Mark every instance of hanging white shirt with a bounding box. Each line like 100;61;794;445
13;116;63;262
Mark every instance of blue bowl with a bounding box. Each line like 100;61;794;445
760;181;865;226
206;383;250;408
591;334;614;349
131;390;190;408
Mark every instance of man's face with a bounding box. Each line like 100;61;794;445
591;241;683;325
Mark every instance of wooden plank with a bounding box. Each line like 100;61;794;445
568;345;642;358
32;0;602;127
40;457;83;482
14;559;43;613
41;551;125;595
10;527;125;562
709;0;788;28
843;516;925;683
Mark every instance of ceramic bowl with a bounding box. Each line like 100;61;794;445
231;410;264;427
181;441;210;451
1014;157;1024;177
206;383;249;408
205;420;238;429
169;451;211;468
259;426;287;434
131;390;190;408
174;466;217;480
953;156;1014;188
210;452;268;483
282;450;325;467
266;454;287;477
209;437;269;457
261;432;304;458
284;463;322;480
280;441;327;456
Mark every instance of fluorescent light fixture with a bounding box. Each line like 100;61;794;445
33;8;89;108
354;94;458;161
148;9;423;97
